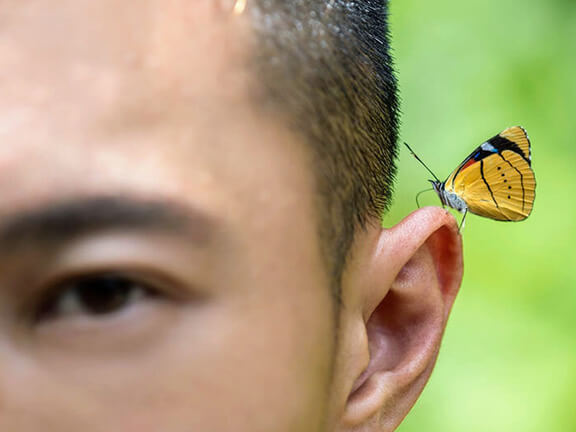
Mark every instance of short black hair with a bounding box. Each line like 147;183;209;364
250;0;399;300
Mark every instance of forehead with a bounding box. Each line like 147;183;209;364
0;1;304;200
0;1;248;94
0;0;249;142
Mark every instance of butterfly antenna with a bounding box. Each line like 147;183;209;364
415;188;434;208
404;142;441;183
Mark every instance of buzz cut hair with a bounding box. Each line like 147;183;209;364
250;0;400;300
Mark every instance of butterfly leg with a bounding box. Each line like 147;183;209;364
458;208;468;233
415;188;434;209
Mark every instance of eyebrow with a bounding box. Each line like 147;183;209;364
0;195;214;251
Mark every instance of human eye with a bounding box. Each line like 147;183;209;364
34;272;157;323
4;232;208;351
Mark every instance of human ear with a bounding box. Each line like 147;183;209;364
336;207;463;432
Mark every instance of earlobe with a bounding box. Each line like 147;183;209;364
339;207;463;431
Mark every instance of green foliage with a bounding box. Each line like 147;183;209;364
386;0;576;430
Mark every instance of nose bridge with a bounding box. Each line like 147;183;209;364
0;338;16;418
0;342;48;430
0;347;54;429
0;336;24;408
0;338;39;422
0;338;102;430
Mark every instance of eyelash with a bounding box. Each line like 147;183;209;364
31;271;160;323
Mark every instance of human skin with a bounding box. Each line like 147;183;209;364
0;1;463;431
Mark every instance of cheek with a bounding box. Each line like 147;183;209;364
162;296;335;432
174;225;337;431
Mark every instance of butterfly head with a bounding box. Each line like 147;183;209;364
429;180;447;206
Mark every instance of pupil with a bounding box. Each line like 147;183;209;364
74;275;133;315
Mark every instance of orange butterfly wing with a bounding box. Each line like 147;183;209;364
500;126;531;162
445;150;535;221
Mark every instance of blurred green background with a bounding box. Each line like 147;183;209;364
385;0;576;430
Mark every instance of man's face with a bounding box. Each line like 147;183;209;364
0;2;335;431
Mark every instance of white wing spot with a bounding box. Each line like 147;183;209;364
481;142;497;152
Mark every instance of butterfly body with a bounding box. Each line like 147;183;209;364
431;180;468;213
407;126;536;223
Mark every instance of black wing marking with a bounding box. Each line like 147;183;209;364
488;134;531;165
448;130;531;188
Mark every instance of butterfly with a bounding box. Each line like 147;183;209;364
405;126;536;228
